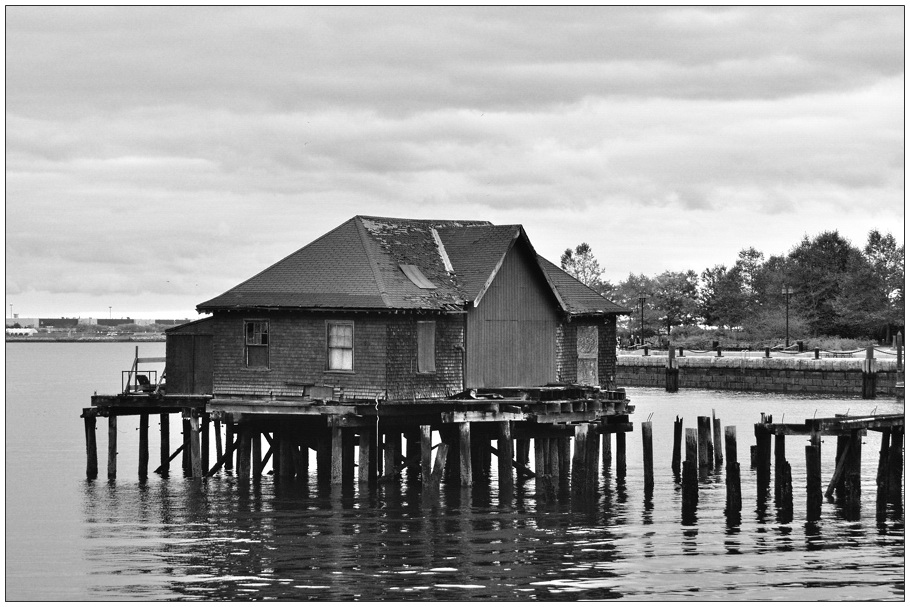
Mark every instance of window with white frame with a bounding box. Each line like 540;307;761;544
245;320;269;368
327;321;354;371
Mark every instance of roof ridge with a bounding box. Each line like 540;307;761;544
353;217;392;307
356;214;493;226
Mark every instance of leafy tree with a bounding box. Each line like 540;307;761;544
699;264;745;328
863;230;905;339
560;243;613;297
787;231;864;337
613;273;658;343
653;270;700;335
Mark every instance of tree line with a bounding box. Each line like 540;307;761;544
560;230;904;347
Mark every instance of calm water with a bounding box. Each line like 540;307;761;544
5;342;905;600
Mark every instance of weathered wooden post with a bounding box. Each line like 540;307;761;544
641;421;654;492
535;437;549;498
558;436;571;496
427;443;449;492
697;416;710;471
774;433;786;501
754;421;772;497
182;418;192;474
887;427;903;503
330;423;344;484
806;444;823;521
724;426;741;515
278;432;295;478
682;428;699;515
615;431;627;479
601;431;612;473
458;422;472;486
237;425;252;479
316;430;331;485
419;425;432;486
671;416;683;476
251;429;262;478
212;419;222;466
357;425;378;485
201;414;210;473
108;415;118;480
137;413;149;479
665;345;679;392
342;429;355;485
189;414;203;478
497;421;514;495
225;420;235;471
712;411;723;469
83;410;98;479
844;430;862;520
862;346;877;399
875;429;890;518
160;413;170;474
829;434;849;499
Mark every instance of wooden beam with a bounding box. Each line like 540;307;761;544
108;415;117;480
138;413;149;479
83;411;98;479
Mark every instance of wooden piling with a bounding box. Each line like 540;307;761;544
277;432;294;478
844;430;862;519
572;424;589;495
615;431;627;479
671;416;682;476
458;423;472;486
83;411;98;479
357;427;377;484
642;421;654;492
189;415;203;478
602;431;612;473
419;425;432;485
428;443;449;491
213;419;222;465
182;419;192;474
887;427;903;503
826;435;850;499
330;424;344;484
862;346;877;399
237;426;252;479
316;431;330;485
497;421;514;494
225;420;235;471
108;415;117;480
160;413;170;474
138;413;149;479
535;437;547;497
876;429;890;516
586;427;600;492
806;444;822;521
754;424;772;491
774;433;786;501
294;439;309;478
559;436;571;495
697;416;710;471
342;429;355;484
725;426;741;514
201;414;210;473
666;346;679;392
251;429;262;477
682;428;699;512
712;411;723;469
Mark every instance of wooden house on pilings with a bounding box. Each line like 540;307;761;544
84;216;635;492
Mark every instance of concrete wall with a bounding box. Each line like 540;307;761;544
616;355;901;396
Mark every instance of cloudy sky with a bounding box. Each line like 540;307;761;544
6;6;904;320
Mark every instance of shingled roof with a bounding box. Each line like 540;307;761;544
197;215;629;316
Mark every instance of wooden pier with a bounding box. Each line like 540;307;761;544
754;412;904;521
83;384;636;497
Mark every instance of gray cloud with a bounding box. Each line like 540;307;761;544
5;6;903;317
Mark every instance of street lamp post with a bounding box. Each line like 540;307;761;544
638;294;647;347
781;286;794;348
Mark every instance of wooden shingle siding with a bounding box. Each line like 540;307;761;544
386;315;463;400
211;312;388;400
598;316;618;387
466;243;559;388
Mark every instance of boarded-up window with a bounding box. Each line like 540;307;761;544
417;321;436;373
327;322;354;371
245;320;269;368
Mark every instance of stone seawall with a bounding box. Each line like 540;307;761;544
616;355;901;396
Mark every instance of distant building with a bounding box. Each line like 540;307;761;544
6;328;37;336
97;318;134;327
5;317;39;328
39;318;79;329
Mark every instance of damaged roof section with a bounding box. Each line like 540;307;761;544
197;215;630;316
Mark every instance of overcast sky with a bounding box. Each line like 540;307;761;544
5;6;904;320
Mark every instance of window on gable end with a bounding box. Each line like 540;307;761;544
417;321;436;373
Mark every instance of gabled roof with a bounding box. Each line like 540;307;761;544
197;215;629;316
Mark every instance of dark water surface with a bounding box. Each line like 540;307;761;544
5;342;904;600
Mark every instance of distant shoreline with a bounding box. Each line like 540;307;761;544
5;336;166;343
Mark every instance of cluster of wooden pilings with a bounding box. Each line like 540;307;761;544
83;387;640;502
673;411;740;522
753;413;904;522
